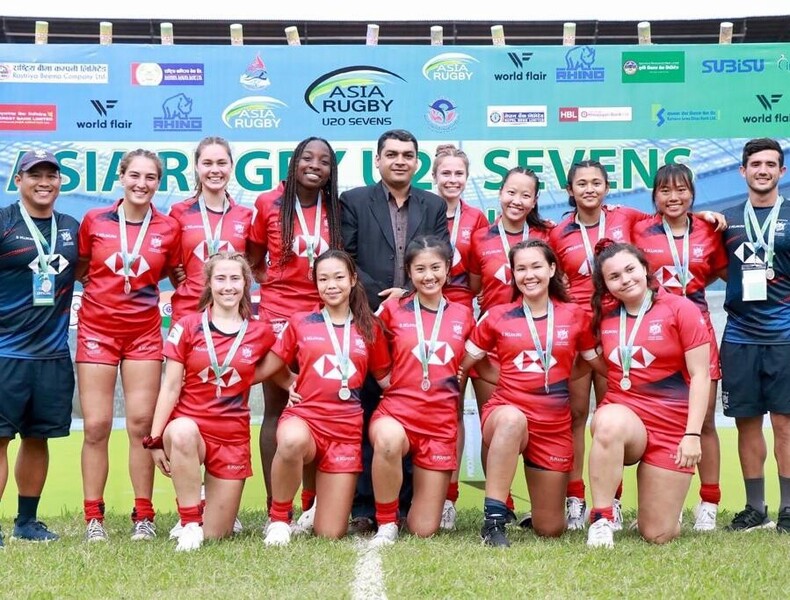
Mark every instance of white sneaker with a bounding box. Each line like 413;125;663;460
612;499;623;532
233;517;243;534
369;522;399;548
293;501;316;535
566;496;587;531
175;522;204;552
85;519;109;543
440;500;457;530
587;518;615;548
130;519;156;541
264;521;292;546
693;501;718;532
169;521;184;540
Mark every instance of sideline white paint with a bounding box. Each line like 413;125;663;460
351;538;388;600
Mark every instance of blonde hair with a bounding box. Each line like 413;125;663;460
432;144;469;178
197;251;254;320
119;148;162;179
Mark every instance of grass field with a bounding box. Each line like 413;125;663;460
1;427;788;599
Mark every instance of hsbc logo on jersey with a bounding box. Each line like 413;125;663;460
28;254;69;275
104;253;150;278
293;235;329;259
513;350;558;373
313;354;359;380
494;263;511;285
452;246;462;267
734;242;765;265
411;342;455;366
653;265;695;289
607;346;656;368
198;366;242;389
192;240;236;262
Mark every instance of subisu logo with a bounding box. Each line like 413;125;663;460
422;53;477;81
304;66;405;127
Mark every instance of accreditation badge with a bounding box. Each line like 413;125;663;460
32;273;55;306
742;264;768;302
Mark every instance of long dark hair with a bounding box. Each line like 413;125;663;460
590;240;659;339
279;137;342;268
500;166;551;232
508;239;571;303
313;249;378;345
566;160;609;208
651;163;695;211
403;235;453;288
197;251;254;321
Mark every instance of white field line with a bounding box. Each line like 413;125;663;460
351;538;388;600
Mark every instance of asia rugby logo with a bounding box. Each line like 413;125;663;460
222;96;286;129
422;53;478;81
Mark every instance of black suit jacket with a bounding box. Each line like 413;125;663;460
340;182;449;310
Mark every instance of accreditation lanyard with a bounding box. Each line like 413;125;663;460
617;293;652;391
449;203;462;251
661;216;690;295
18;202;57;284
523;300;554;394
498;218;529;258
576;210;606;274
118;204;152;294
321;307;352;400
199;195;228;257
744;197;784;273
294;194;323;273
413;295;446;392
201;309;248;398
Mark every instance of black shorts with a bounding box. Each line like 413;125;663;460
0;356;74;439
720;342;790;418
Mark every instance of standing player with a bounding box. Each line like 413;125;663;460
431;145;488;529
369;236;474;546
0;150;79;544
76;149;180;542
263;250;391;546
585;241;709;548
720;138;790;532
146;252;280;552
462;240;597;547
632;163;727;531
247;137;342;518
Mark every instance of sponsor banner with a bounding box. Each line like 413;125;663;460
621;51;686;83
0;103;56;130
0;62;108;84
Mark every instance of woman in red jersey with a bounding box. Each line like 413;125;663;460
247;137;343;519
584;241;709;549
75;149;180;542
146;252;283;552
262;250;390;546
368;236;474;547
461;239;597;547
631;164;727;532
431;145;489;530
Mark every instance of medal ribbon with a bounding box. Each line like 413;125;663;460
198;195;228;257
414;295;446;385
523;300;554;393
321;307;351;390
18;201;57;280
201;310;248;394
449;202;462;251
118;204;153;291
618;292;652;384
576;210;606;275
294;194;323;271
744;196;784;271
661;216;690;295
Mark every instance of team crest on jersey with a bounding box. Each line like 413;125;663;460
193;240;235;262
28;254;69;275
354;337;366;350
494;263;511;285
607;346;656;368
59;230;73;243
167;323;183;345
453;322;463;335
734;242;764;265
411;341;455;366
654;265;694;289
150;235;162;249
241;345;253;359
293;235;330;259
104;253;150;278
692;245;704;259
648;322;662;338
610;227;624;241
273;321;288;337
556;327;569;342
776;220;786;233
513;350;558;373
461;229;471;241
198;366;242;389
234;222;245;235
313;354;359;380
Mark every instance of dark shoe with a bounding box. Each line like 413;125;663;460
516;513;533;529
12;519;59;542
505;508;517;525
481;518;511;547
726;504;775;531
347;517;376;536
776;507;790;533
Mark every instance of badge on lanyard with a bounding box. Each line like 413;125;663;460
19;202;57;307
742;264;768;302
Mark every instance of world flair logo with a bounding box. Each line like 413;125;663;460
222;96;287;129
422;53;478;81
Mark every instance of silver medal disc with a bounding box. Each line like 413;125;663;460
421;378;431;392
766;267;776;281
620;377;632;391
338;386;351;401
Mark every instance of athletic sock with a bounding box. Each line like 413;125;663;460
17;495;41;525
699;483;721;505
301;489;316;512
375;500;399;526
446;481;459;503
178;504;203;527
589;506;615;523
744;478;766;512
614;481;623;501
505;492;515;512
269;500;293;523
566;479;585;500
84;498;106;523
483;497;509;521
132;497;155;522
779;476;790;511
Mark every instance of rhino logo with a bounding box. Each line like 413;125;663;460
556;46;605;82
565;46;596;69
162;93;192;119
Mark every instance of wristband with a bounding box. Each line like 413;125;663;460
142;435;164;449
683;432;701;437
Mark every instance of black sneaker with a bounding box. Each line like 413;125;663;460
726;504;775;531
504;508;517;525
347;516;376;536
481;518;511;547
516;512;533;529
776;507;790;533
12;519;59;542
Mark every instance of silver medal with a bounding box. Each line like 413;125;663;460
620;377;632;391
338;386;351;401
421;378;431;392
766;267;776;280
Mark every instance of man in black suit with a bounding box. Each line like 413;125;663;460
340;129;449;533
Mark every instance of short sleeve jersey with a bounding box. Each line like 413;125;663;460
722;198;790;344
467;300;596;424
165;312;275;443
78;199;180;334
444;202;489;309
550;205;645;310
632;214;727;316
249;188;331;320
598;291;709;429
378;296;474;439
273;311;391;430
0;203;79;359
168;196;253;323
468;221;552;314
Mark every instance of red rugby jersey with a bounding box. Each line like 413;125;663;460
444;201;489;309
